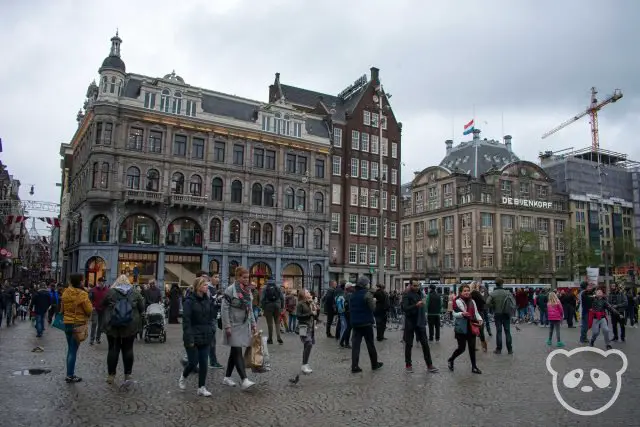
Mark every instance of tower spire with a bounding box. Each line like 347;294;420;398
110;30;122;57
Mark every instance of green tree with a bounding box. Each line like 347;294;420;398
557;228;600;281
502;230;546;283
612;237;638;267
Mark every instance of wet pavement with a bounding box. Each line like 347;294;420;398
0;317;638;426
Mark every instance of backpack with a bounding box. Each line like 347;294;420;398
501;291;517;317
110;292;134;327
265;285;279;303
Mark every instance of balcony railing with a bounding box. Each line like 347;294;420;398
427;229;438;237
170;194;207;208
124;189;163;203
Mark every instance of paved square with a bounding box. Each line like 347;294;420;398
0;318;638;426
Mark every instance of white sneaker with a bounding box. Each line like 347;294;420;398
240;378;255;390
197;386;212;397
178;375;186;390
301;364;313;374
222;377;236;387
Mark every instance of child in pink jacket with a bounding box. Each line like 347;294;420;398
546;292;565;347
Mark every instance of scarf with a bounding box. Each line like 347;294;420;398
460;296;476;320
233;283;252;311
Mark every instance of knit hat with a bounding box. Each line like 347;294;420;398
356;276;370;288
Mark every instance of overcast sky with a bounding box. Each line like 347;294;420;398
1;0;638;214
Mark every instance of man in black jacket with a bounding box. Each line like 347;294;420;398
402;280;438;373
373;284;389;341
426;285;442;341
323;280;338;338
30;285;51;337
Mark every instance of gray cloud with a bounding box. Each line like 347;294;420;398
0;0;638;209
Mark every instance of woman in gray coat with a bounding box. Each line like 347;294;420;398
221;266;256;390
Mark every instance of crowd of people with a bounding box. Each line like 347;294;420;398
2;271;638;397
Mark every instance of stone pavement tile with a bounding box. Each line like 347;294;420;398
0;318;638;426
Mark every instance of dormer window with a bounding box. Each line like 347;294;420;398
144;92;156;109
172;91;182;114
160;89;170;113
261;111;304;138
185;100;197;117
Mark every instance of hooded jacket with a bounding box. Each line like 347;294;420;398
61;286;92;325
103;283;145;338
182;291;215;347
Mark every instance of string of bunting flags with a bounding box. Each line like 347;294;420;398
4;216;61;227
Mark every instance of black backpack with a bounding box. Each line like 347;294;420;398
110;292;134;327
265;285;279;303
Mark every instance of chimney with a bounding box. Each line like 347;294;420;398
472;129;481;141
504;135;512;152
370;67;379;83
445;140;453;155
275;72;280;83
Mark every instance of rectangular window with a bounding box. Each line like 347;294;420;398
361;133;369;152
368;246;377;265
359;216;368;235
382;164;388;183
390;249;397;267
349;244;357;264
391;142;398;159
349;214;358;235
391;169;397;185
332;184;341;205
144;92;156;109
185;100;197;117
350;186;359;206
286;154;296;173
481;213;493;228
360;160;369;179
149;130;162;153
315;159;325;178
331;213;340;233
360;187;369;207
382;190;388;210
293;122;302;138
173;135;187;156
360;245;369;265
351;158;359;177
213;141;225;162
370;217;378;237
444;216;454;231
333;127;342;148
371;135;379;154
95;123;102;144
363;111;371;126
262;115;272;132
233;144;244;165
483;231;493;248
332;156;341;176
265;149;276;170
371;162;379;180
127;127;144;151
391;195;397;211
296;156;307;174
370;189;379;209
103;123;113;144
391;222;397;239
351;130;360;150
501;215;514;229
381;137;388;156
253;148;264;168
371;113;379;128
382;115;387;130
192;137;205;159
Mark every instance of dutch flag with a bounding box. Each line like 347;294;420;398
463;119;475;136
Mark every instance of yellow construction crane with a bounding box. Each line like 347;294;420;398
541;87;623;151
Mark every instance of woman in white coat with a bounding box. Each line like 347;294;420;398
447;283;484;374
221;266;256;390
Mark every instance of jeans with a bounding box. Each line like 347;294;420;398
64;325;80;377
518;307;527;320
548;320;561;342
611;314;625;340
591;318;611;346
339;313;352;346
107;335;135;376
528;303;535;320
264;309;282;341
404;322;433;366
209;329;219;365
300;332;314;364
288;313;297;332
481;310;492;335
35;314;45;336
427;315;440;341
539;309;548;326
449;333;477;368
225;346;247;380
580;312;589;342
184;344;209;387
351;325;378;370
253;306;260;321
374;313;387;340
90;311;105;343
493;313;512;352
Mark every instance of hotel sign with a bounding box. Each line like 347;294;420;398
502;196;553;209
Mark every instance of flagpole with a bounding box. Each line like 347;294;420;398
473;104;476;130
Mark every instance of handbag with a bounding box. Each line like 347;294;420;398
71;297;89;343
52;312;65;331
470;321;481;337
298;324;308;337
243;332;264;369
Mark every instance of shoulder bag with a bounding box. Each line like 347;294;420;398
72;296;89;343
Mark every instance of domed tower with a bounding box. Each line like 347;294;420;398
97;31;126;101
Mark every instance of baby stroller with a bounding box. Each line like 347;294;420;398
144;303;167;343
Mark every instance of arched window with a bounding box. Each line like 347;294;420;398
251;183;262;205
126;166;141;189
229;220;241;243
263;223;273;246
285;187;295;209
212;177;223;201
250;222;261;245
92;163;99;188
264;185;275;207
146;169;160;192
100;163;109;188
89;215;110;243
101;76;107;92
210;218;221;242
172;91;182;114
171;172;184;194
189;174;202;196
283;225;293;247
119;214;159;245
295;226;306;248
231;180;243;203
313;228;323;249
296;189;306;211
110;76;116;94
160;89;170;112
314;192;324;213
166;217;202;247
